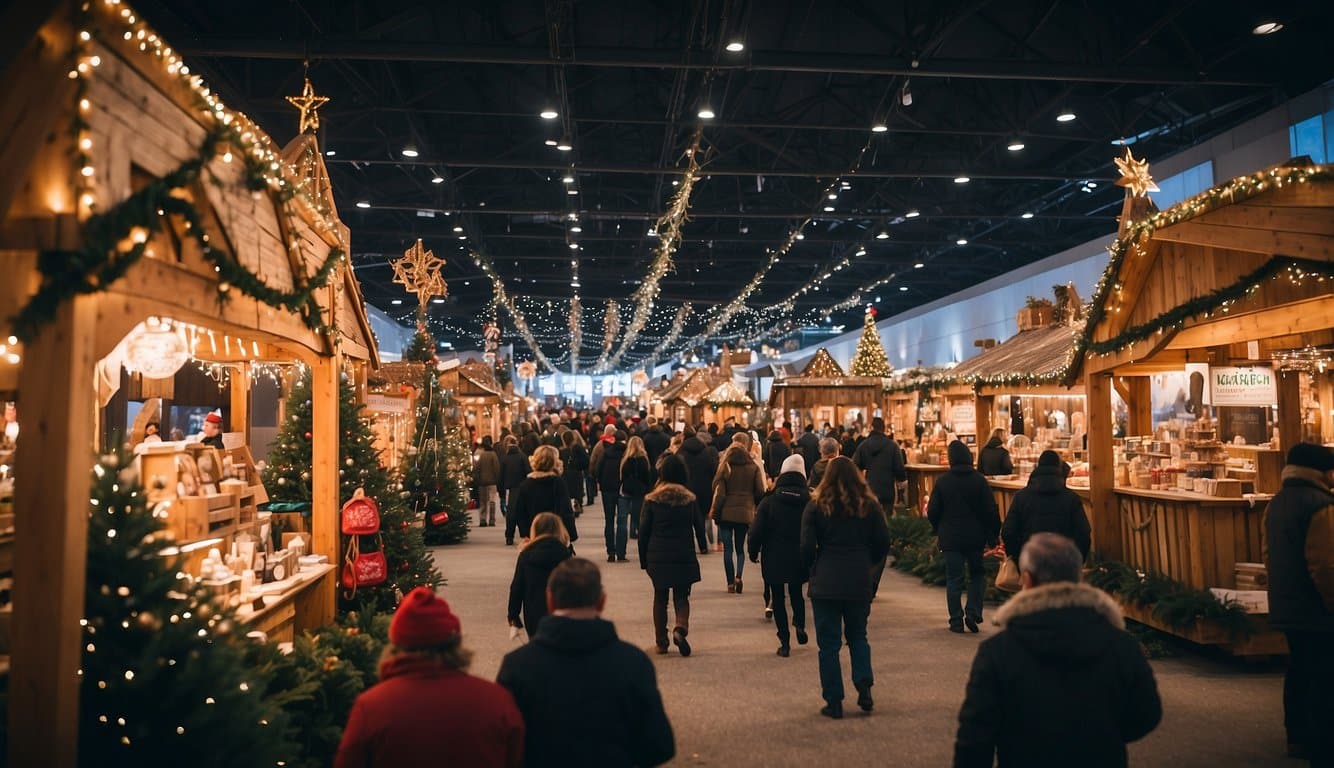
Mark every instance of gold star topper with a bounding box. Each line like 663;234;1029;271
286;77;329;135
391;239;448;320
1114;148;1160;197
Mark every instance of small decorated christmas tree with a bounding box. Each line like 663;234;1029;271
80;451;296;765
849;309;893;377
405;370;472;545
401;323;436;364
263;367;441;613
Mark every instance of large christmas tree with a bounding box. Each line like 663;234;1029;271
849;309;894;377
80;451;296;765
263;367;441;613
406;369;472;545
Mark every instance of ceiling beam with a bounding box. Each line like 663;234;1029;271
178;40;1270;86
357;204;1112;221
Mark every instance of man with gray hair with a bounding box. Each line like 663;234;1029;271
953;533;1161;767
807;437;841;489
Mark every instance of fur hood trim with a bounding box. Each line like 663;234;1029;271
644;483;696;506
1282;465;1333;491
993;582;1124;630
526;470;561;480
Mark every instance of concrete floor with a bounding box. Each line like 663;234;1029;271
432;511;1296;767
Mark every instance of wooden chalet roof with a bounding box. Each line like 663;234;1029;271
457;362;505;397
662;368;727;407
946;323;1082;386
704;379;754;406
800;348;844;378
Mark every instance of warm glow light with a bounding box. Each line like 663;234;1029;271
698;107;716;119
876;230;889;239
540;108;559;119
124;320;190;379
871;123;888;133
355;201;371;209
954;176;970;184
1252;21;1283;35
1056;111;1077;122
725;41;745;52
1021;211;1035;219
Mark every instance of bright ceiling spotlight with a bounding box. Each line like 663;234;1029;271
1021;211;1035;219
823;205;835;212
876;230;889;239
698;105;716;120
567;188;578;195
355;201;370;209
956;238;968;245
725;40;745;52
899;81;912;107
431;175;445;184
899;285;909;291
401;145;419;158
570;225;583;233
453;225;463;232
855;247;867;256
1252;21;1283;35
540;108;559;119
568;242;579;249
562;173;575;183
905;209;920;218
556;136;573;151
1006;138;1025;152
954;175;970;184
324;149;336;157
828;192;838;200
871;122;888;133
1056;110;1077;123
391;299;403;305
914;262;924;268
545;138;559;147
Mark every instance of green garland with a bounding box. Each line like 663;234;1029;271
11;115;342;343
1084;557;1254;641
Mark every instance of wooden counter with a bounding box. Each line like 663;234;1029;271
904;463;948;511
1113;487;1269;592
234;563;335;643
986;477;1097;551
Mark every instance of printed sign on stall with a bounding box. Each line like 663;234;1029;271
950;402;977;435
1209;366;1277;407
364;393;412;415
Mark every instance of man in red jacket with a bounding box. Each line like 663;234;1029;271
335;588;525;768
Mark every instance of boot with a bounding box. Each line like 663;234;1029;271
672;627;691;657
820;701;843;719
854;681;873;712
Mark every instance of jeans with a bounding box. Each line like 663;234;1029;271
585;475;597;505
812;598;872;704
602;493;620;555
614;495;639;557
504;488;522;540
623;494;644;538
717;522;748;585
769;580;806;646
652;585;692;649
944;549;985;628
1284;630;1334;764
478;484;499;525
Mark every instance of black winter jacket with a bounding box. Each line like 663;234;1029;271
594;440;626;495
800;497;890;601
507;536;573;638
953;582;1162;768
1001;465;1091;560
679;437;719;508
808;456;832;489
853;431;906;504
509;472;577;543
638;483;706;588
1264;466;1334;632
764;433;791;480
797;431;821;472
977;437;1014;476
560;444;589;498
500;447;532;492
496;616;676;768
749;472;810;584
519;430;541;456
928;442;1000;552
619;454;654;497
642;427;671;467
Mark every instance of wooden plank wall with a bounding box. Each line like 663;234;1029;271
1115;493;1266;590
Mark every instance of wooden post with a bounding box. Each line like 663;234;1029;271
1319;375;1334;444
1086;371;1120;559
10;296;98;768
230;363;251;446
1277;370;1302;460
1127;377;1153;436
975;394;994;445
308;355;339;625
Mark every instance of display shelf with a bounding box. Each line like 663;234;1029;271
235;563;335;643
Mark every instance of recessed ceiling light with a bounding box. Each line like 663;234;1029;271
355;201;370;209
1252;21;1283;35
453;226;463;232
956;238;968;245
540;108;559;119
401;146;419;158
823;205;835;212
905;210;920;218
726;40;745;52
391;299;403;305
1006;139;1025;152
1056;110;1077;123
795;233;804;240
876;230;889;239
1021;211;1034;219
431;175;445;184
954;175;970;184
562;174;574;183
571;280;580;287
556;137;573;151
570;225;583;233
899;285;909;291
855;247;867;256
567;188;578;195
698;106;716;119
545;138;558;147
871;123;888;133
914;262;924;269
432;298;445;304
324;149;336;157
568;242;579;249
828;192;838;200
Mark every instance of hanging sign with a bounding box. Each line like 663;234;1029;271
950;402;977;435
1209;366;1277;407
365;392;412;415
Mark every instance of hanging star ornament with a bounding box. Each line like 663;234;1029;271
286;77;330;134
1114;148;1160;197
392;239;449;321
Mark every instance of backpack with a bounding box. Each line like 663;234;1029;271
341;488;386;595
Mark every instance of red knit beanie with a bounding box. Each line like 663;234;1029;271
390;587;462;648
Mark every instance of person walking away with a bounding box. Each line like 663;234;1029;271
679;426;720;549
808;437;839;488
977;428;1015;476
500;436;534;546
853;417;906;510
496;558;675;768
620;435;654;548
642;416;671;467
639;455;706;656
1264;442;1334;764
800;456;890;718
593;430;628;562
797;424;821;473
474;435;502;527
928;440;1001;633
518;422;540;456
335;588;524;768
953;533;1161;767
507;513;574;640
1001;449;1090;562
509;445;577;549
560;430;590;519
764;429;791;480
711;436;764;593
750;453;811;657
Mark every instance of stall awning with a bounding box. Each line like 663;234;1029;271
948;324;1082;386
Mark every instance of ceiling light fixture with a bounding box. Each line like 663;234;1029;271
401;146;419;158
1252;21;1283;35
725;40;745;52
823;205;835;212
324;149;336;157
567;188;578;195
453;226;463;233
391;299;403;305
570;225;583;233
899;285;909;291
562;173;575;183
556;136;573;151
431;175;445;184
956;238;968;245
905;209;920;218
1006;138;1025;152
1021;211;1034;219
1056;110;1077;123
545;138;558;147
698;105;716;120
954;175;970;184
539;108;559;119
355;201;370;209
914;262;924;268
876;230;889;239
871;122;888;133
568;242;579;250
855;247;867;256
899;80;912;107
828;192;838;200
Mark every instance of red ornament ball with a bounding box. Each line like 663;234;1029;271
868;307;878;318
400;521;410;532
304;431;312;440
399;560;410;573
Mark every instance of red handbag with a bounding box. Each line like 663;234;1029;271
341;489;381;535
430;510;450;526
342;534;388;592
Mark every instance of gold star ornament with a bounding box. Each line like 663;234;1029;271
1114;148;1160;197
286;77;330;134
391;239;448;320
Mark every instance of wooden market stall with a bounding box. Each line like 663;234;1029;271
659;367;729;427
0;2;378;760
701;379;755;426
768;349;882;432
1075;157;1334;654
439;360;507;442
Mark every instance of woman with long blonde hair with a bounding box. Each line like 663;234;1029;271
506;512;572;639
618;435;654;549
711;434;765;593
510;444;578;547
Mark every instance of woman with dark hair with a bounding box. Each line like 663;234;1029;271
801;456;891;719
560;430;589;518
711;436;765;593
639;454;707;656
507;512;573;640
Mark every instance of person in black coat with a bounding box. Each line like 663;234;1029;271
639;456;706;656
679;428;720;548
518;422;541;456
509;445;578;548
750;454;812;657
499;436;533;545
927;440;1000;634
800;456;891;719
1264;442;1334;762
592;432;628;560
977;428;1014;476
852;417;905;508
507;513;573;639
954;533;1161;768
1002;449;1091;561
497;558;676;768
618;436;655;555
641;418;671;467
796;424;821;473
763;430;791;480
560;430;590;518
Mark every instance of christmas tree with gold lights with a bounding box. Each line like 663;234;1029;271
849;309;893;377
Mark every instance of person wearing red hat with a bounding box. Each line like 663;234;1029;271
200;410;225;450
335;587;525;768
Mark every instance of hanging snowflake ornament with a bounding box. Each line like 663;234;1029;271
516;360;538;381
1113;148;1160;198
391;239;449;321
